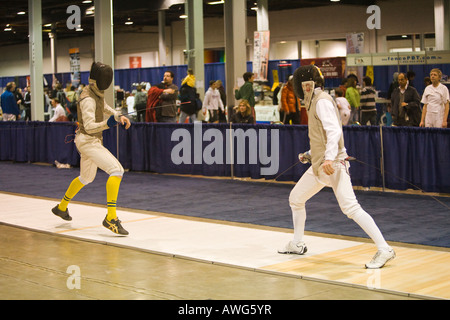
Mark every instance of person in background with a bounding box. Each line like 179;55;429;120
359;76;377;125
391;73;422;126
334;88;351;125
235;72;256;123
203;80;224;123
157;71;178;123
280;75;300;125
420;68;449;128
345;77;360;124
1;82;20;121
134;85;147;122
49;98;68;122
230;99;254;124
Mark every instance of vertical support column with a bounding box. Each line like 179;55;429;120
94;0;115;107
297;41;302;60
420;33;426;51
256;0;269;31
434;0;450;51
49;28;57;75
185;0;205;99
28;0;44;121
158;10;167;66
224;0;247;108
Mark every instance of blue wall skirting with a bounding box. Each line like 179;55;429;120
0;121;448;193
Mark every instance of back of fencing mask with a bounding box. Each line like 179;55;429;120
89;62;113;91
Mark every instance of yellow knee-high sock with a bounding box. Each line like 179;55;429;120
59;177;85;211
106;176;122;221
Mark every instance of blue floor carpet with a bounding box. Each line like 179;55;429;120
1;161;449;248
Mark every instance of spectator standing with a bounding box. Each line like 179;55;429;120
134;85;147;122
335;88;351;125
23;86;32;121
181;68;196;88
1;82;20;121
420;68;450;128
178;82;198;123
203;80;224;123
280;75;300;124
360;76;377;125
157;71;178;123
216;80;227;123
345;77;360;124
390;73;421;126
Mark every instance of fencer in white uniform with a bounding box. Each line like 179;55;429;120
278;65;395;269
52;62;131;235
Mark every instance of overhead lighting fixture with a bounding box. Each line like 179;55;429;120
330;0;341;2
125;18;133;25
207;0;224;4
179;14;188;19
402;35;408;38
17;11;26;15
86;6;95;15
82;0;92;3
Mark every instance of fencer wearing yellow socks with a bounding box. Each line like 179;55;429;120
52;62;131;235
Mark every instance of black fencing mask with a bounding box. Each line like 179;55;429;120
89;62;113;91
293;65;324;109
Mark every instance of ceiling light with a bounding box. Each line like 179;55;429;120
179;14;188;19
251;7;258;11
82;0;92;3
86;6;95;15
17;11;26;15
207;0;224;4
402;35;408;38
330;0;340;2
4;27;12;31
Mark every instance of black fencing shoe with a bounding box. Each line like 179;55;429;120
52;205;72;221
102;216;129;235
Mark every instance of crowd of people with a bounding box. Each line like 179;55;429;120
334;69;449;128
1;68;448;128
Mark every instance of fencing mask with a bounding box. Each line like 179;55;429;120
293;65;324;110
89;62;113;91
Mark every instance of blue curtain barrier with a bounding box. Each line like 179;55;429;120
0;121;448;193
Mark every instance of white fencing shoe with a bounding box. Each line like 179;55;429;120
365;248;396;269
278;241;308;255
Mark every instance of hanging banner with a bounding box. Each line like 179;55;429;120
129;56;142;69
253;31;270;81
346;32;364;54
347;51;450;66
301;57;346;78
69;48;80;87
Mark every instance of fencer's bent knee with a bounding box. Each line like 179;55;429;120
340;202;363;220
110;170;124;178
289;190;306;210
